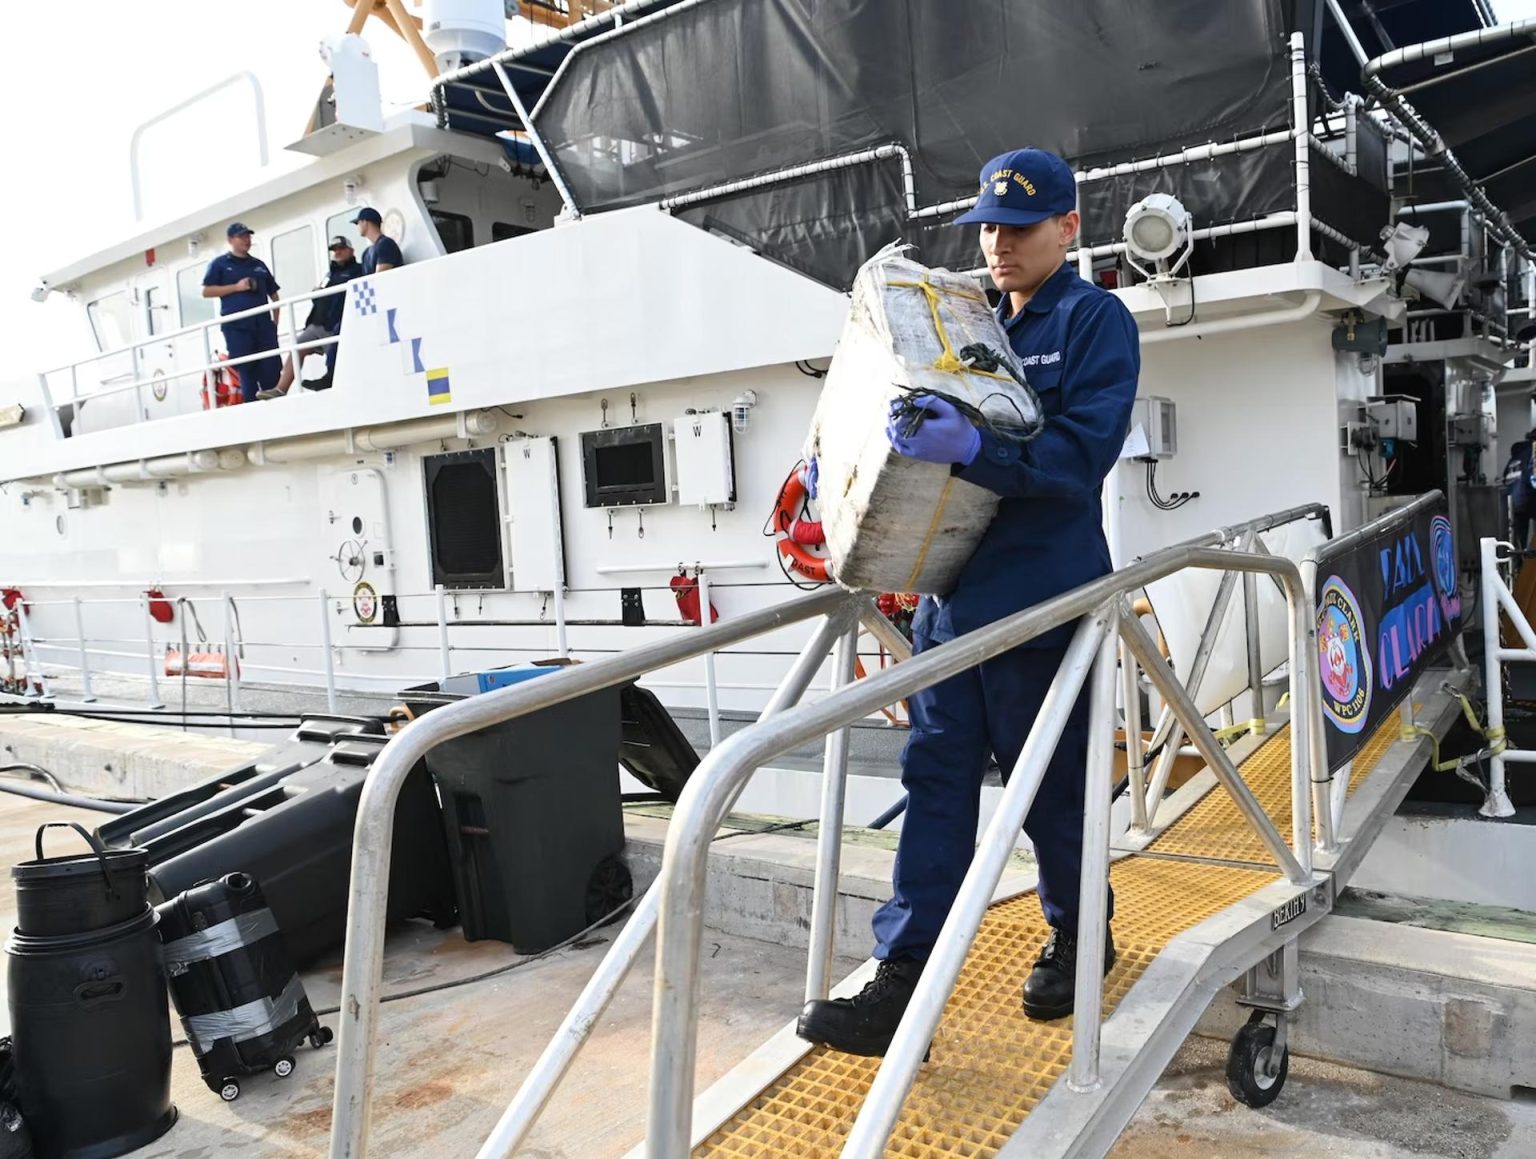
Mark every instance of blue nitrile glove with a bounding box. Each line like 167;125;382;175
805;457;819;499
886;395;982;466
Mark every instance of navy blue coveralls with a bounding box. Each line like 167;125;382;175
871;262;1140;962
203;252;281;401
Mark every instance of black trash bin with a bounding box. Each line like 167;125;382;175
403;668;630;952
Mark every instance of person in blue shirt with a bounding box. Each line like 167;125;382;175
352;208;403;275
201;223;282;402
799;148;1141;1056
268;236;362;396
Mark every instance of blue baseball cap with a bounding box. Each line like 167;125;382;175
226;222;253;238
955;149;1077;227
350;207;382;226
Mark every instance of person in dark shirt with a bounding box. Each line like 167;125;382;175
798;148;1140;1057
352;208;403;275
268;237;362;396
201;223;282;402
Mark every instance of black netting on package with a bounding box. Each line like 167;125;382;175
535;0;1298;213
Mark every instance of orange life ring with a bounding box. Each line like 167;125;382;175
771;466;831;583
201;355;243;410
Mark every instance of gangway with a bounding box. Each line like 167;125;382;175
325;493;1469;1158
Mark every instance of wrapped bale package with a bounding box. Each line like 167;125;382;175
804;246;1040;594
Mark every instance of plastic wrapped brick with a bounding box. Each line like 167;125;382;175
804;245;1040;594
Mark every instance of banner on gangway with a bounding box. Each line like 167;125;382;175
1314;499;1461;771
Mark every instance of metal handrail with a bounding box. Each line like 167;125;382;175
43;280;350;380
644;533;1321;1155
459;505;1326;1157
326;584;855;1159
44;280;354;413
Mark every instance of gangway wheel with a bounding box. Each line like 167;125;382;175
1226;1010;1289;1108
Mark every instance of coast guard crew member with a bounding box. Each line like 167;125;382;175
201;223;282;402
799;148;1140;1056
352;207;403;275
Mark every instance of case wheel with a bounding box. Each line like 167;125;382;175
1226;1016;1289;1108
310;1026;335;1049
273;1056;296;1079
219;1079;241;1102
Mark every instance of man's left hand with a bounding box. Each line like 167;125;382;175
886;395;981;466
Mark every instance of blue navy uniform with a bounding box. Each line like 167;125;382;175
203;251;281;402
361;236;402;276
871;262;1140;962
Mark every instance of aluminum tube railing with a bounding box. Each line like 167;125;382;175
489;59;581;220
839;614;1112;1157
45;280;348;381
327;585;852;1159
662;144;916;216
1480;537;1522;818
1067;616;1121;1092
1120;635;1149;831
644;539;1321;1154
470;607;855;1159
805;625;860;1003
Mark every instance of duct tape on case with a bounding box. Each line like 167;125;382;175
185;974;308;1054
161;908;281;976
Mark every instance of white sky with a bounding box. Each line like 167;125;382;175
2;0;1533;380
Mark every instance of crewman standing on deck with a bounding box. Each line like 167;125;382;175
202;223;282;403
798;148;1141;1056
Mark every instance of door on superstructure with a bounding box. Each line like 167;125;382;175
321;468;400;651
133;267;190;421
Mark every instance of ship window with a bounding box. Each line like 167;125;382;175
86;291;134;352
430;211;474;254
272;225;318;294
423;448;505;589
326;211;361;257
177;265;215;328
492;222;534;242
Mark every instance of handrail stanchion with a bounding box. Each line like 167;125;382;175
13;602;50;700
436;584;451;682
72;597;96;703
1283;572;1317;877
1067;611;1120;1092
140;595;164;710
805;624;860;1003
1243;566;1265;734
319;590;338;714
838;613;1111;1158
222;595;242;713
1120;636;1148;832
328;586;851;1159
698;568;721;748
1299;554;1336;853
1479;538;1515;817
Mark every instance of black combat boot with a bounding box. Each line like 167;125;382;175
797;958;925;1057
1021;926;1116;1021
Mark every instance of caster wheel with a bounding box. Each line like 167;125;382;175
219;1079;241;1102
1226;1018;1288;1108
273;1056;296;1079
310;1026;334;1049
585;854;634;928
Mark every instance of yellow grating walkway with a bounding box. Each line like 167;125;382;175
700;714;1408;1158
1149;717;1400;865
699;859;1274;1156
